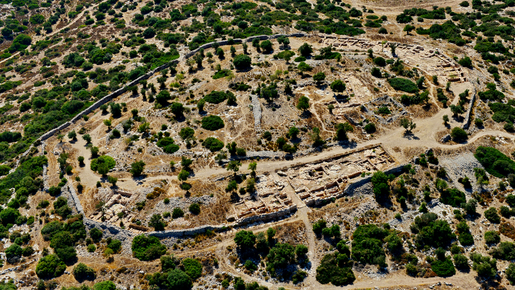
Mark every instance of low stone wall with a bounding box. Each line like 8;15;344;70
235;205;298;226
65;181;84;215
462;87;477;130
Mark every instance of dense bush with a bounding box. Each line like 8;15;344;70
490;242;515;260
156;137;180;154
485;231;500;244
316;252;355;285
202;137;224;152
182;258;202;280
131;235;167;261
371;171;391;200
201;115;224;131
411;213;455;249
388;78;418;93
484;207;501;223
507;263;515;285
351;224;388;266
450;127;467;142
439;188;466;207
234;230;256;248
475;146;515;178
168;269;192;290
471;253;497;278
36;254;66;278
204;91;234;104
456;220;474;246
73;263;96;281
233;54;251;70
189;203;200;215
431;257;456;277
364;123;376;133
266;243;295;275
90;155;116;175
0;131;21;143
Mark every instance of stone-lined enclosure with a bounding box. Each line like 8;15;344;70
11;32;464;243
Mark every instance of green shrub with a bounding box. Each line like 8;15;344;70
204;91;234;104
156;137;180;154
234;230;256;248
484;207;500;223
93;281;117;290
189;203;200;215
453;254;469;270
470;253;497;278
507;263;515;285
431;257;456;277
202;115;224;131
490;242;515;260
131;235;167;261
36;254;66;278
202;137;224;152
172;208;184;219
411;213;455;249
266;243;295;275
388;78;418;93
90;155;116;175
73;263;96;281
440;188;466;207
351;224;388;266
316;252;355;285
364;123;376;133
212;69;232;79
183;258;202;280
485;231;500;244
167;269;192;290
373;57;386;66
233;54;251;69
475;146;515;178
450;127;467;142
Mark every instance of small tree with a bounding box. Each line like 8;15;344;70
130;160;145;177
78;156;85;167
443;115;449;125
233;54;252;70
107;175;118;186
288;126;300;139
197;99;205;112
68;130;77;141
403;25;415;35
103;119;111;130
83;134;92;143
451;127;467;142
297;96;310;111
298;43;313;56
227;160;241;175
313;72;326;85
260;40;273;53
248;161;257;177
234;230;256;248
277;36;290;49
90;146;99;158
400;118;416;134
330;80;346;93
149;214;166;231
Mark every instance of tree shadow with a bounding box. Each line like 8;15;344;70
403;132;419;140
337;140;358;149
452;115;464;123
334;94;349;103
300;110;311;119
